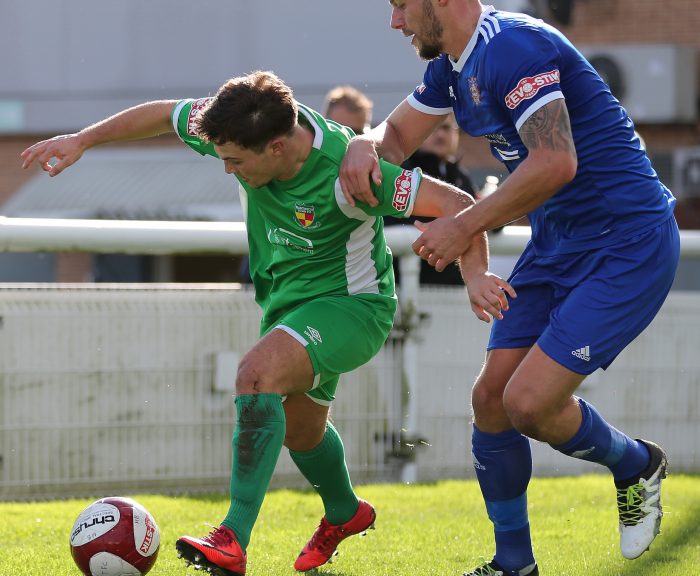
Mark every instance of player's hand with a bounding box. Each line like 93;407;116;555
463;272;516;323
412;216;473;272
339;136;382;207
20;133;86;177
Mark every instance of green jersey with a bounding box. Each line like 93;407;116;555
172;99;421;326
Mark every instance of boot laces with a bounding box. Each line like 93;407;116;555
465;564;501;576
203;526;236;548
617;473;661;527
307;518;346;554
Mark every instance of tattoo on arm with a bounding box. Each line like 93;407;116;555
518;99;576;155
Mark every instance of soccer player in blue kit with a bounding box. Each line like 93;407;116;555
340;1;680;575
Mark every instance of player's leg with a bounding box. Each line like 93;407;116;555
284;393;360;525
503;344;664;562
285;394;375;571
508;218;679;560
177;327;316;575
275;293;394;571
469;347;538;576
466;245;551;576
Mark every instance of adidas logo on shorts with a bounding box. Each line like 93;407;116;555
571;345;591;361
472;454;486;471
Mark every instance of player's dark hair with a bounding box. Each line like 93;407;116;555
196;71;297;153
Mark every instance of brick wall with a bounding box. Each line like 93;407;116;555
460;0;700;177
562;0;700;46
55;253;94;283
0;137;40;206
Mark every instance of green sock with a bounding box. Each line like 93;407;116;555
289;420;359;524
222;393;285;550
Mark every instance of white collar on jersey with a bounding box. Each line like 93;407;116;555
449;5;498;73
296;103;324;150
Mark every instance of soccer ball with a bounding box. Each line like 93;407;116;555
69;496;160;576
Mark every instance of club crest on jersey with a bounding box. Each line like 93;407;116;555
467;77;481;105
294;203;319;229
505;69;560;109
187;98;213;136
392;170;413;212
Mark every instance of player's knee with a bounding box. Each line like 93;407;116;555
284;426;324;452
503;393;546;438
235;354;276;395
471;380;505;417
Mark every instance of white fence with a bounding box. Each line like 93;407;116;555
1;284;699;500
0;219;698;499
411;288;700;481
0;284;406;499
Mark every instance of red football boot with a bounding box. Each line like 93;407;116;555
294;500;376;572
176;525;247;576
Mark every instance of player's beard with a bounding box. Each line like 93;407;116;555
415;0;444;60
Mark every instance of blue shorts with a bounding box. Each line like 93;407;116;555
488;217;680;374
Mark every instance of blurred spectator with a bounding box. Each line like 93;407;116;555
324;85;373;135
404;113;477;195
388;113;479;285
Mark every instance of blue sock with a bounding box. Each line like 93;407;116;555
552;397;650;481
472;426;535;573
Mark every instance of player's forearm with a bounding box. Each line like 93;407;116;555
381;119;416;164
458;231;489;281
413;174;475;218
361;120;406;165
76;100;177;150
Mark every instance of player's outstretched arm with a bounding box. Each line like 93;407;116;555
339;100;443;207
21;100;177;177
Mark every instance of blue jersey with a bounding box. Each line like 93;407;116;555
409;6;675;256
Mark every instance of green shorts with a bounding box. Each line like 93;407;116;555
265;293;396;405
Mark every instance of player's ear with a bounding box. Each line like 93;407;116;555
269;138;285;156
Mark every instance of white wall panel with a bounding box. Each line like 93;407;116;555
0;1;425;133
0;285;697;499
0;284;403;498
411;289;700;482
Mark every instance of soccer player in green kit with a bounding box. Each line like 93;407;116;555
21;71;515;576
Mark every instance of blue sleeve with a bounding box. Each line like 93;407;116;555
406;56;453;115
483;27;564;131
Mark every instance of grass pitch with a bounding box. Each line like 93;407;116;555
1;475;699;576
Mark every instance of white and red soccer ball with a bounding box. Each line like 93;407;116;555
70;496;160;576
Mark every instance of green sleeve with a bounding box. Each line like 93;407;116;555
357;160;422;218
171;98;219;158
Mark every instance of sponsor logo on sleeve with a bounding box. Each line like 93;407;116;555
187;97;213;135
504;69;560;109
392;170;413;212
416;83;427;95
